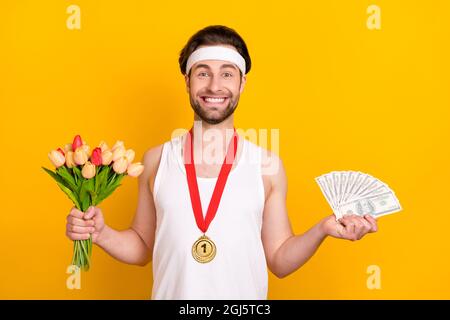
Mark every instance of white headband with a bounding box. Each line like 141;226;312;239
185;46;246;76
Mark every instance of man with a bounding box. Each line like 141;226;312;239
66;25;378;299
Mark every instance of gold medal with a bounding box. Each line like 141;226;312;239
192;234;216;263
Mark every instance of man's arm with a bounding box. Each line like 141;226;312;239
66;145;162;266
261;152;378;278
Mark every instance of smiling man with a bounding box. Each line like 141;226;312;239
65;25;378;299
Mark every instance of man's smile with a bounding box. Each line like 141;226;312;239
200;96;229;106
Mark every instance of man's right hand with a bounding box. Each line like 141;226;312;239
66;206;106;244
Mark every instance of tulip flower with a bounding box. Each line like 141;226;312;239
65;151;76;168
112;140;124;151
127;162;144;177
124;149;135;163
101;150;113;165
48;150;66;168
57;148;65;156
64;143;72;153
112;146;126;162
74;147;88;165
91;147;102;166
98;141;109;152
112;157;128;174
81;144;91;157
81;161;96;179
72;135;83;152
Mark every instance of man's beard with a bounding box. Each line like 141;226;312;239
189;93;240;125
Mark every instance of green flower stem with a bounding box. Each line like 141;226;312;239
72;237;92;271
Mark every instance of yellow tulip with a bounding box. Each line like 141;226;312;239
102;150;113;165
74;147;88;165
112;146;125;162
48;150;65;168
127;162;144;177
112;157;128;174
81;161;96;179
124;149;135;163
65;151;76;168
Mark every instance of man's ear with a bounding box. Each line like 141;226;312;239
239;75;247;94
185;74;190;93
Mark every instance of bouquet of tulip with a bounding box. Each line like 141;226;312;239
42;134;144;271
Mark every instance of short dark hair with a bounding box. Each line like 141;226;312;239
178;25;251;76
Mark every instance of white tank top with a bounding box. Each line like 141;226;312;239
151;133;268;299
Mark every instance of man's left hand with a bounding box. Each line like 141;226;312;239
321;214;378;241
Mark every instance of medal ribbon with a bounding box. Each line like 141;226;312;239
184;127;238;233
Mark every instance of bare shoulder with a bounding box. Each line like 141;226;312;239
142;144;164;168
141;144;165;194
256;144;286;201
258;145;285;178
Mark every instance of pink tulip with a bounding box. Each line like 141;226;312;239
124;149;135;163
112;157;128;174
127;162;144;177
65;151;76;168
101;150;113;165
98;141;109;152
81;144;91;157
81;161;96;179
73;147;88;165
112;146;125;162
57;148;65;157
72;135;83;152
91;147;102;166
111;140;124;151
48;150;66;168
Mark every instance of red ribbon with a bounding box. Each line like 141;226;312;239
184;127;238;233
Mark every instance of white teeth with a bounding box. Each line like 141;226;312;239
204;97;226;103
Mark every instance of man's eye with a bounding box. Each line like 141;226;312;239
198;72;209;77
223;72;233;78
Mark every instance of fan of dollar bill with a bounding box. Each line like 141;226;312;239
315;171;402;219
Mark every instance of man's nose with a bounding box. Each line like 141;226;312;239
206;75;222;92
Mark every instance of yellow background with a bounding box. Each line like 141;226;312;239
0;0;449;299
